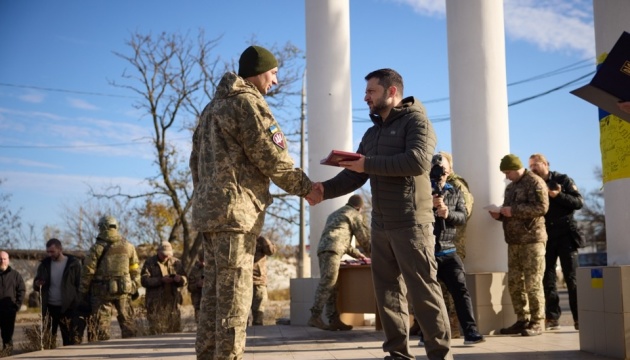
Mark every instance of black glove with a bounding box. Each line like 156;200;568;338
131;291;140;301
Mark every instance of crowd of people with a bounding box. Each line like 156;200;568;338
0;216;277;356
1;44;591;360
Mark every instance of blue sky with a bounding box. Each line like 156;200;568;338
0;0;601;243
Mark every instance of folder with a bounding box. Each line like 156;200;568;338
320;150;361;167
570;31;630;122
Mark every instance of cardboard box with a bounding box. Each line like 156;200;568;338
571;31;630;122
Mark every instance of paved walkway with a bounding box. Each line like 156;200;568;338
7;324;615;360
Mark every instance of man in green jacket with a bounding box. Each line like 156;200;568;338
311;68;452;360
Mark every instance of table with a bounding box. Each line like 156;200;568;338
336;264;381;329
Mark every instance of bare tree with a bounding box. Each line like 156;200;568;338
576;167;606;252
0;179;22;248
93;30;306;273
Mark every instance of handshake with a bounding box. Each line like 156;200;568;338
305;182;324;206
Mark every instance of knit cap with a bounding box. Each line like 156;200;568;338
347;195;363;209
238;46;278;78
500;154;523;171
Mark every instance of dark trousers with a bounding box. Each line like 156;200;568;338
543;233;579;322
0;309;17;348
436;252;478;335
44;305;78;346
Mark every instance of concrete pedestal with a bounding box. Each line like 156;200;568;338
466;272;516;335
578;266;630;359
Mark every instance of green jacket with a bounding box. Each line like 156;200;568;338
190;72;312;235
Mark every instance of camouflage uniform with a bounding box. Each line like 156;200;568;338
140;254;187;334
251;236;276;325
190;72;312;359
311;204;370;323
440;173;473;337
498;170;549;323
187;259;204;323
79;225;141;341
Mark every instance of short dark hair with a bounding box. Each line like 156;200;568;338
365;68;404;96
46;238;62;249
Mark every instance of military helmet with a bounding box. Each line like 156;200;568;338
98;215;118;230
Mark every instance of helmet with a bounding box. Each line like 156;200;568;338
98;215;118;230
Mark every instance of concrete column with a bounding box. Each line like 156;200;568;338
305;0;353;277
576;1;630;358
445;0;512;334
445;0;509;273
592;0;630;267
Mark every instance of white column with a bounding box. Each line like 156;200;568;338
445;0;509;273
593;0;630;266
305;0;353;277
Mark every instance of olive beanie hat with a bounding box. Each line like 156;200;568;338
500;154;523;171
238;45;278;78
347;195;364;209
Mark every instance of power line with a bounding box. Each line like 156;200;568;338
0;82;136;99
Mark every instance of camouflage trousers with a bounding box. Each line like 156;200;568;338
507;242;546;322
89;294;136;341
196;231;256;360
146;301;181;334
310;251;342;320
252;284;267;325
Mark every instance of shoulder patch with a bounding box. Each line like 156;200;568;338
272;131;286;150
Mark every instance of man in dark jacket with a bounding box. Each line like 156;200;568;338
529;153;584;331
141;241;187;335
312;68;452;360
34;238;82;346
416;154;483;345
0;251;25;354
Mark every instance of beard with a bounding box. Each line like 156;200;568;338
368;91;389;116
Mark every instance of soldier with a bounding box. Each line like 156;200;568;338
189;45;318;359
187;250;204;323
529;153;584;331
33;238;82;346
308;195;370;331
489;154;549;337
250;236;276;326
0;251;25;355
141;241;187;334
79;215;141;341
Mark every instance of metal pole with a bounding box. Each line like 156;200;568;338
298;70;307;278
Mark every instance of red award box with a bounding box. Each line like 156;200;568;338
320;150;361;167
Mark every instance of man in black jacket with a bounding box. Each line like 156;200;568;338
529;153;584;331
0;251;25;355
312;68;451;360
419;154;483;345
34;238;82;346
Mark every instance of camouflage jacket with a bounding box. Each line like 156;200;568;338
498;169;549;244
322;97;437;229
253;237;276;286
79;231;141;296
141;255;187;306
186;260;204;296
447;173;473;258
317;204;371;258
190;72;312;235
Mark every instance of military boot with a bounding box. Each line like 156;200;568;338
307;309;329;330
328;316;353;331
252;311;264;326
